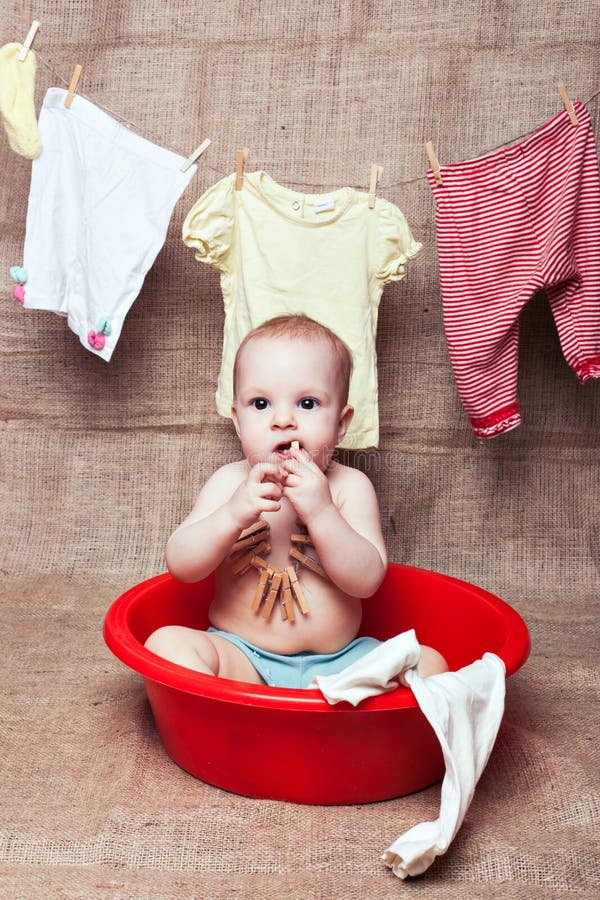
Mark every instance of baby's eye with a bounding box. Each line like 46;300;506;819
251;398;270;410
299;397;319;410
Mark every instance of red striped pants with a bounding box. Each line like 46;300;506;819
427;102;600;438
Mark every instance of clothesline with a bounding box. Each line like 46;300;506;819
11;20;600;191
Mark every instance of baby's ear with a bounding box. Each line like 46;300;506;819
231;404;242;440
337;405;354;443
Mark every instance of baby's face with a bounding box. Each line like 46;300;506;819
232;336;353;470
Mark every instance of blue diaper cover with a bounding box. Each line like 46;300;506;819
207;627;380;689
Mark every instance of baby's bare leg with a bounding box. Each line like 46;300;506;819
417;645;449;677
144;626;265;684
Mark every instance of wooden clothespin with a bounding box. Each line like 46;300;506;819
289;547;327;579
18;20;40;61
235;147;249;190
368;164;384;209
64;65;83;109
230;527;269;556
231;540;270;575
290;533;314;546
250;554;269;571
180;138;211;173
262;570;283;619
557;83;578;126
425;141;443;185
251;568;271;613
239;519;269;540
280;570;295;622
286;566;309;615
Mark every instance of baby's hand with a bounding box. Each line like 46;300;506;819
281;448;333;526
228;459;284;530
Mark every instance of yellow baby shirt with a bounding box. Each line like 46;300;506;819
182;171;422;449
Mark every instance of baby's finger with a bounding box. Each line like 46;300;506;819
281;455;299;474
258;480;282;500
250;459;283;483
295;443;319;464
281;475;301;492
258;498;281;513
284;449;315;474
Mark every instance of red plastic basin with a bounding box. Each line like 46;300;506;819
103;563;529;804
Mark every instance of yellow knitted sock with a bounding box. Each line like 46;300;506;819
0;42;41;159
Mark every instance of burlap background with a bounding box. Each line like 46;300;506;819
1;1;598;897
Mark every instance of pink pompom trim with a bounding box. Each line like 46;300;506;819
87;330;106;350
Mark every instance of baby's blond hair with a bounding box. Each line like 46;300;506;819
233;314;353;403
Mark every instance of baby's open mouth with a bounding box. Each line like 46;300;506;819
274;441;301;454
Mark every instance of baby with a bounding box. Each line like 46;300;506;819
145;314;447;687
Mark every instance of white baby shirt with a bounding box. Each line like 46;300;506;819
312;630;506;879
182;171;422;449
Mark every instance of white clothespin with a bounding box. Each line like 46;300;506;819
557;83;579;126
180;138;211;172
368;164;384;209
425;140;443;185
64;64;83;109
235;147;249;190
18;20;40;62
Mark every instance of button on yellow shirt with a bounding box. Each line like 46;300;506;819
183;171;422;449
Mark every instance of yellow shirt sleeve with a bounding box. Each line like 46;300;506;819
375;198;423;283
182;173;235;273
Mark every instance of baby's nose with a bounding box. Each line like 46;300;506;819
271;404;296;427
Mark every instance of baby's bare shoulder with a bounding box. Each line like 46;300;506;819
328;461;375;498
203;459;248;492
192;459;248;509
213;459;248;479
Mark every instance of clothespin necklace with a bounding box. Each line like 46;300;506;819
229;518;326;623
